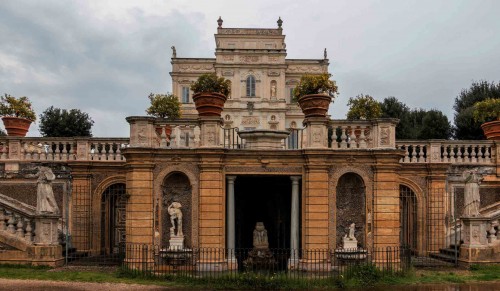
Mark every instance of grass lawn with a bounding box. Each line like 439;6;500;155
0;264;499;289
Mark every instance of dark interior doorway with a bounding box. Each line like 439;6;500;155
233;175;296;250
101;183;126;255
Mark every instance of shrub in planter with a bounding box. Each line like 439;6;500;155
293;73;338;118
0;94;36;136
473;98;500;140
190;73;231;117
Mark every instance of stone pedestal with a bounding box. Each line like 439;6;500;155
303;117;328;149
459;216;493;264
237;130;290;150
199;117;222;148
343;237;358;249
35;214;60;246
169;235;184;250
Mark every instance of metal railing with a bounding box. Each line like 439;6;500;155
120;245;410;280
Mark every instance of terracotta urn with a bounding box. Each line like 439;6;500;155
192;92;227;117
1;116;32;137
481;120;500;140
297;94;332;118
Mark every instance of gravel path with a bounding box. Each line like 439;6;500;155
0;278;173;291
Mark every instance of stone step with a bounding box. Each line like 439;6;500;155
439;248;460;257
429;252;456;263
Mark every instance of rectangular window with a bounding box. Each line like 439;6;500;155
182;87;190;103
289;87;294;103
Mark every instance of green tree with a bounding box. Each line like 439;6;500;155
146;93;181;120
453;80;500;139
346;94;382;120
419;109;452;140
39;106;94;137
380;97;412;139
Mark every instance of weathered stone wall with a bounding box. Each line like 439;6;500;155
0;181;65;210
335;173;365;248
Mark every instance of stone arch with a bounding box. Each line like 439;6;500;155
154;165;199;248
399;177;426;255
329;166;373;250
335;172;366;248
92;175;126;255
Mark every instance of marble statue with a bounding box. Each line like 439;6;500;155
253;222;269;249
342;223;357;249
463;168;482;217
35;166;59;215
168;202;183;236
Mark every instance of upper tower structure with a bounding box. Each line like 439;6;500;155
170;17;329;130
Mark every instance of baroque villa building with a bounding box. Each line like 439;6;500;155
0;18;499;268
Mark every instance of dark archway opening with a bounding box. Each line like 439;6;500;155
234;175;297;250
101;183;126;255
400;185;418;253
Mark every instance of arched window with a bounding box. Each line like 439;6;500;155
246;75;256;97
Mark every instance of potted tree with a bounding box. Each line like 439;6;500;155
293;73;337;118
0;94;36;136
146;93;181;138
473;98;500;140
190;73;231;117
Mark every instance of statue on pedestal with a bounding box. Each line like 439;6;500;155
244;222;276;270
463;168;482;217
168;202;183;236
167;202;184;250
342;223;358;249
35;166;59;215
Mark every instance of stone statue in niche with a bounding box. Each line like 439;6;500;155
168;202;183;236
270;83;277;98
253;222;269;249
35;166;59;215
462;168;482;217
342;223;357;249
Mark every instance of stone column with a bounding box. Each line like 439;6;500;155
226;176;237;263
289;176;301;268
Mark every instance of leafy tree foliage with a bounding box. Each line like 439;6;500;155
346;94;382;120
453;80;500;139
146;93;181;120
380;97;412;139
379;97;451;140
39;106;94;137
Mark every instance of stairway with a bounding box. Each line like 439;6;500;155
429;243;461;263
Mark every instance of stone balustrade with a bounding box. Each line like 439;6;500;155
396;140;496;165
327;119;398;149
0;194;36;245
0;137;129;162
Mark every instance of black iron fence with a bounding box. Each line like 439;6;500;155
119;245;410;280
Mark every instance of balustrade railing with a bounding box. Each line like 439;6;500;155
0;194;36;245
222;127;243;149
284;128;304;149
0;137;129;162
328;120;373;149
396;140;496;165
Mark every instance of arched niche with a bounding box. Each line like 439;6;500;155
161;172;192;248
336;173;366;248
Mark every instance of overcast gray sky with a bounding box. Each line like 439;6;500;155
1;0;499;137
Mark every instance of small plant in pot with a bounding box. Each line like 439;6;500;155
190;73;231;117
293;73;338;118
0;94;36;136
473;98;500;140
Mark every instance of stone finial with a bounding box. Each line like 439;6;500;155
277;17;283;28
217;16;223;28
324;48;327;59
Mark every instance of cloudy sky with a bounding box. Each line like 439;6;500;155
1;0;499;137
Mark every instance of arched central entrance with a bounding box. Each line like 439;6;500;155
101;183;126;254
400;185;418;253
